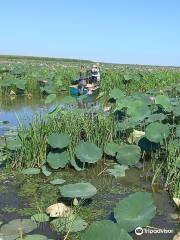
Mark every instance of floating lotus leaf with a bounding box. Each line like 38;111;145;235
155;95;171;109
0;219;37;240
44;94;56;104
48;132;71;149
145;122;170;143
17;235;48;240
106;164;128;178
104;142;120;157
109;88;125;100
75;141;102;163
50;178;66;185
51;214;88;233
176;125;180;138
127;100;151;120
6;137;21;150
41;85;56;94
47;151;70;169
146;113;166;123
81;220;133;240
22;168;40;175
31;213;49;223
60;182;97;199
116;145;141;166
114;192;156;232
41;165;51;177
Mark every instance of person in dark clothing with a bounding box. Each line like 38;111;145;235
78;65;87;95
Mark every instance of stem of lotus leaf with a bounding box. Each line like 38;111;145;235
97;167;108;176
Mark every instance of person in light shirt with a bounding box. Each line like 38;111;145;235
91;64;100;84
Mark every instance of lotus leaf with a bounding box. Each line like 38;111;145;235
47;151;70;169
31;213;49;223
155;95;171;109
116;145;141;166
146;113;166;123
104;142;120;157
22;168;40;175
6;137;21;150
145;122;170;143
109;88;125;100
48;133;71;149
51;214;87;233
127;100;151;120
0;219;37;240
114;192;156;232
44;94;56;104
75;141;102;163
60;182;97;199
81;220;133;240
106;164;128;178
50;178;66;185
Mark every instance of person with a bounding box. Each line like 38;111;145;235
78;65;87;95
91;64;100;84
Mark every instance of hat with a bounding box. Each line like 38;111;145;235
93;64;97;68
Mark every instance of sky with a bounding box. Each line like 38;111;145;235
0;0;180;66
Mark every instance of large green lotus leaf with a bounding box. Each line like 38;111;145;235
173;103;180;116
155;95;171;109
106;164;128;178
17;235;48;240
60;182;97;199
44;94;56;104
47;151;70;169
116;118;140;131
6;137;21;150
50;178;66;185
0;219;37;240
109;88;125;100
145;122;170;143
22;168;40;175
104;142;120;157
31;213;49;223
48;133;71;149
81;220;133;240
116;145;141;166
145;113;166;124
51;214;87;233
75;141;102;163
127;100;151;120
41;85;56;94
15;80;25;90
114;192;156;232
115;97;133;110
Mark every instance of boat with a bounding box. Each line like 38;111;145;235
69;83;99;96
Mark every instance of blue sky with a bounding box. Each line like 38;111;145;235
0;0;180;66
